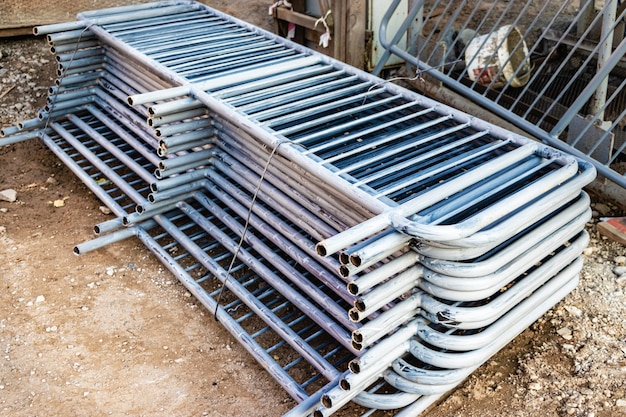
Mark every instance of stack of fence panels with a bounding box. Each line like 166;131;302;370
0;2;596;416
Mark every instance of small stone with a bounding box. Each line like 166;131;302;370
0;226;6;234
0;208;7;213
105;267;116;276
582;247;595;256
45;176;58;185
617;275;626;286
593;203;611;216
45;325;57;332
35;295;45;303
617;399;626;407
529;382;542;391
0;189;17;203
614;266;626;275
564;305;583;318
567;408;576;415
614;256;626;266
557;327;573;340
99;206;111;215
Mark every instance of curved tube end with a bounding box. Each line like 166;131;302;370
320;394;332;408
339;251;350;265
315;243;327;257
339;265;350;278
350;254;362;267
339;379;351;391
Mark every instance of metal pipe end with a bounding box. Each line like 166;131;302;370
313;411;324;417
126;96;135;106
347;282;359;296
155;129;163;137
354;299;366;312
348;309;360;322
350;254;362;267
73;246;81;256
339;251;350;265
351;340;363;351
339;378;351;391
339;265;350;278
352;331;364;344
348;361;360;374
320;394;332;408
315;243;327;257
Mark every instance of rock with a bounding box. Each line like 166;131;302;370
0;226;6;234
105;267;116;276
615;266;626;275
0;189;17;202
614;256;626;266
617;399;626;407
529;382;542;391
557;327;573;340
564;305;583;318
582;247;595;256
45;176;58;185
617;275;626;286
35;295;45;303
99;206;111;215
593;203;611;216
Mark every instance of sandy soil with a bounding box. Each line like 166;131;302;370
1;2;625;417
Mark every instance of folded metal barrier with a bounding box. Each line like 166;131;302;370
0;2;596;416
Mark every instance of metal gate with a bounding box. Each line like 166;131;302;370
374;0;626;193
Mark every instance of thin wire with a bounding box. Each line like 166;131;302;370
213;139;288;321
362;59;462;105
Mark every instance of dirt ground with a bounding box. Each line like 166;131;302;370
1;1;626;417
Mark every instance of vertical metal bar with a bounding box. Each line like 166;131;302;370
589;0;618;120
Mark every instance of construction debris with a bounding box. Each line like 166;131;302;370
597;217;626;245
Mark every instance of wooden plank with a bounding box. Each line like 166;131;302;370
345;0;367;69
276;8;326;33
597;217;626;246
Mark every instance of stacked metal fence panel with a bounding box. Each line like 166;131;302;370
0;1;596;416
